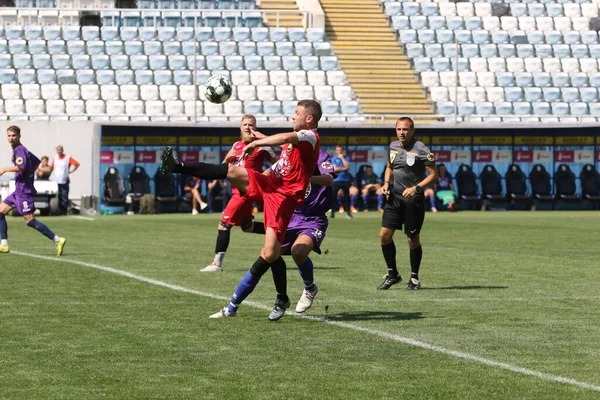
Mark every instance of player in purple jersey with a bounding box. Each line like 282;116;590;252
210;150;335;319
0;126;67;255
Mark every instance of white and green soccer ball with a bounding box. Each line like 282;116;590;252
204;74;232;104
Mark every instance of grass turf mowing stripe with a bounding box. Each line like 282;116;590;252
12;250;600;393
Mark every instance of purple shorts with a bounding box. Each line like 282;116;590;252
281;215;328;255
3;192;36;215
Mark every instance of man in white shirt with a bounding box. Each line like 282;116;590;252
48;145;80;215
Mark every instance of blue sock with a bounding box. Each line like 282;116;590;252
377;194;384;209
350;195;357;208
429;194;436;209
228;270;261;313
297;257;315;291
362;195;368;210
0;213;7;240
27;219;56;241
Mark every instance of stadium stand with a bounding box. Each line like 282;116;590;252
383;0;600;121
0;1;361;121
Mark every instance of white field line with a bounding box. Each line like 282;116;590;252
11;250;600;393
68;216;95;221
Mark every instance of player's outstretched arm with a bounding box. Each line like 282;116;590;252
0;166;21;176
310;174;334;187
243;132;299;156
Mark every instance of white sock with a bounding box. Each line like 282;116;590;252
213;252;226;267
53;235;60;244
1;239;8;247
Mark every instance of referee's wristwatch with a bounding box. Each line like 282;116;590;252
415;185;423;194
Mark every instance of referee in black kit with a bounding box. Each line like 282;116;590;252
377;117;438;290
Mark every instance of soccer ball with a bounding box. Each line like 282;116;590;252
204;75;232;104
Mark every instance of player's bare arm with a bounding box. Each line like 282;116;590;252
70;163;80;174
242;132;299;157
310;174;334;187
402;165;439;198
0;166;22;176
379;163;393;196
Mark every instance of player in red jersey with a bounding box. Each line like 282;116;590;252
201;114;277;272
160;100;322;320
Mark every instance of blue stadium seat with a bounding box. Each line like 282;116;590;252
481;44;498;58
561;87;579;102
225;55;244;70
115;70;134;85
513;101;532;115
492;30;509;44
76;70;95;84
384;2;401;16
104;27;122;41
570;102;588;115
496;72;514;87
515;72;533;87
533;102;551;115
13;54;31;69
232;27;250;42
87;40;105;56
9;40;27;55
527;30;544;45
135;70;154;85
163;41;182;55
571;44;589;58
418;29;436;44
443;44;457;58
505;87;523;102
476;102;494;115
67;40;85;55
551;102;569;115
129;55;148;70
0;68;17;84
168;55;186;70
525;87;542;102
143;41;163;56
456;30;472;44
516;44;534;58
52;54;71;69
571;72;588;88
38;69;57;84
462;44;479;58
111;55;129;70
428;16;445;30
186;55;205;70
447;16;464;30
437;101;454;115
321;100;340;114
72;54;91;70
553;44;571;59
458;102;475;116
423;44;441;58
400;30;417;44
582;30;599;45
63;27;81;41
96;70;115;85
24;26;43;41
206;55;225;70
181;42;197;56
546;31;563;45
92;55;110;70
552;72;570;88
203;11;222;28
176;27;194;42
320;56;338;71
406;43;424;58
472;30;490;44
17;69;36;84
590;103;600;116
155;70;173;85
149;55;167;70
580;87;598;102
106;41;125;56
33;54;51;69
174;70;192;85
201;41;219;56
139;27;157;41
301;56;320;71
256;41;274;56
535;44;552;59
533;72;551;87
244;100;262;114
410;16;428;30
432;57;450;72
182;11;202;28
543;87;561;102
6;26;23;41
282;55;300;71
82;26;101;42
494;101;513;115
244;12;262;28
0;54;11;68
465;17;481;31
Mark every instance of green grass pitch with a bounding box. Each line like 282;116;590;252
1;211;599;399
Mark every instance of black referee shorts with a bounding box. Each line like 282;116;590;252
381;191;425;236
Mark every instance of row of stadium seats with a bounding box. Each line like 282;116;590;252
407;43;600;60
0;26;326;43
0;99;361;119
0;54;339;72
0;83;355;102
393;16;596;35
422;71;600;88
413;57;600;73
0;41;332;58
431;86;600;103
12;0;256;9
0;10;264;28
384;2;600;18
437;100;600;116
0;68;347;89
399;29;599;45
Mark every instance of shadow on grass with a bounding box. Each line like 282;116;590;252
420;285;508;291
324;311;426;322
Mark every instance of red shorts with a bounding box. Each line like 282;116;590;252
220;191;254;227
246;169;301;243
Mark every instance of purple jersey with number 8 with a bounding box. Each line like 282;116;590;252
2;144;39;215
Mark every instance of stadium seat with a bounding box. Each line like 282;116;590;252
554;164;579;202
580;164;600;204
455;164;480;208
479;164;504;211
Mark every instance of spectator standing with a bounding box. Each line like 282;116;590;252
48;145;79;215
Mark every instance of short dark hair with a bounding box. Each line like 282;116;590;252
396;117;415;130
298;99;322;126
7;125;20;135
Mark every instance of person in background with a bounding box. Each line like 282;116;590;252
48;145;80;215
183;175;208;215
207;179;231;214
359;165;384;212
35;156;52;180
434;163;456;212
330;145;352;219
